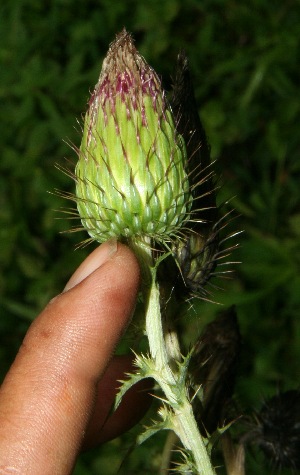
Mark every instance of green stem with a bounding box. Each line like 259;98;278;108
147;273;216;474
174;398;216;474
131;239;216;475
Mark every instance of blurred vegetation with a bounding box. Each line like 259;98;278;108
0;0;299;473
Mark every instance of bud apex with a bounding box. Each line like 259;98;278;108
75;29;192;243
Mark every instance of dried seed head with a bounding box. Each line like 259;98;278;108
75;29;192;244
170;52;239;298
254;390;300;470
170;52;220;296
190;307;241;435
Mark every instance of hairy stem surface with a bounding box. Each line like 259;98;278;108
131;238;216;475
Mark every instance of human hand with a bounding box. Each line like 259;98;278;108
0;241;150;474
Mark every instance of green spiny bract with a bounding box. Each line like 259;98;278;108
75;30;192;244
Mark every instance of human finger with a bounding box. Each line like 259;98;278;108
0;242;140;475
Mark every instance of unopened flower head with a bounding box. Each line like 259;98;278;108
75;30;192;244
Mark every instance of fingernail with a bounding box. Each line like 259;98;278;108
64;239;118;292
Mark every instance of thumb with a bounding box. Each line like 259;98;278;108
0;241;140;475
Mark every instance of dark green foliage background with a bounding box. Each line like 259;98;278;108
0;0;299;473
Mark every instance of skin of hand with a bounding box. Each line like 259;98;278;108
0;241;151;475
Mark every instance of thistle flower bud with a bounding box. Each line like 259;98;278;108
75;30;192;244
175;229;219;296
170;53;239;298
170;52;219;296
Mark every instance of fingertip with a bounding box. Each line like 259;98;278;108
111;242;141;287
64;240;140;294
64;239;118;291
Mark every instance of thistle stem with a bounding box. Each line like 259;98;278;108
173;398;216;475
132;239;216;475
